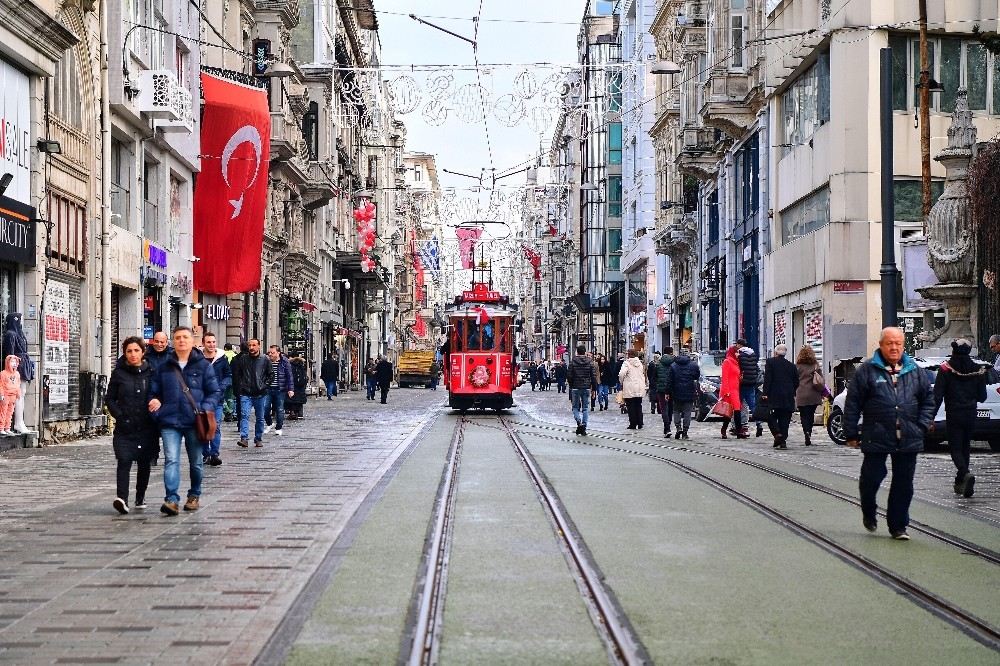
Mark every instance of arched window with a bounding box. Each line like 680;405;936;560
53;47;82;128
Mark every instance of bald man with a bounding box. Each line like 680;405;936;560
843;327;935;541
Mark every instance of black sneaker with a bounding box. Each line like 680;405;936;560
580;427;587;436
891;530;911;541
209;455;222;467
863;517;877;533
134;499;147;510
575;424;583;435
963;474;976;498
113;498;129;515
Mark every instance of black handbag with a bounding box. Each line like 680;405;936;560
752;400;772;422
173;367;217;443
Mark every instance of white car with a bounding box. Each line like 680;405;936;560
827;358;1000;452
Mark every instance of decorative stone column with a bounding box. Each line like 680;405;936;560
917;89;978;354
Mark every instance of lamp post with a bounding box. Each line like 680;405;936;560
880;48;899;328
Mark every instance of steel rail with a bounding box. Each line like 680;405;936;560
406;418;465;666
514;425;1000;651
509;420;1000;566
497;417;650;666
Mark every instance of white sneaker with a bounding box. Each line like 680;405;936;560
274;429;283;436
113;498;129;515
264;425;273;434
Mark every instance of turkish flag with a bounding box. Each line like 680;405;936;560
194;73;271;294
456;227;483;269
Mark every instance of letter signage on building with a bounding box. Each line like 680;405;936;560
0;195;35;266
0;59;31;206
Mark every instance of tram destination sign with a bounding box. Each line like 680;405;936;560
462;283;502;302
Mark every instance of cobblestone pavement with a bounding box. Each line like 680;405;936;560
0;386;442;664
517;385;1000;526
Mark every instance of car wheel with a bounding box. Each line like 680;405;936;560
988;438;1000;453
827;407;846;445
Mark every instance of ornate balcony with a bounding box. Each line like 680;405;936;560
699;70;763;140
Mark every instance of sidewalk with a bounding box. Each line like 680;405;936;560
0;388;440;664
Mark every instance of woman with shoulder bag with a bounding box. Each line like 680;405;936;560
618;350;647;430
718;346;746;439
795;345;824;445
105;337;160;514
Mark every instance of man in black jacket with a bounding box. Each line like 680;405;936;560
375;355;394;404
230;338;273;448
844;327;935;540
933;339;988;497
567;345;598;435
736;339;762;437
321;353;340;399
665;352;700;439
762;345;799;449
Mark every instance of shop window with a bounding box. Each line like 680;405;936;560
47;193;87;275
608;123;622;165
893;178;944;221
607;176;622;217
781;52;830;148
780;185;830;245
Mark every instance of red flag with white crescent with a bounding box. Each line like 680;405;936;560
193;73;271;294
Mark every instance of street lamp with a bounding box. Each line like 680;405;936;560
333;278;351;290
650;60;682;75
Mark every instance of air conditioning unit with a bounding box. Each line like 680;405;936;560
137;70;181;120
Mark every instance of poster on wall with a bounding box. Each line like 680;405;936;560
0;59;31;206
44;281;70;404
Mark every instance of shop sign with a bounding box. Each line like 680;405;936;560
656;305;669;326
0;195;35;266
143;240;167;268
205;304;230;320
833;280;864;294
44;281;71;404
143;325;154;339
0;59;31;206
170;272;192;294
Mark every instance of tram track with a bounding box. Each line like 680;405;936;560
509;419;1000;566
506;419;1000;652
403;415;650;665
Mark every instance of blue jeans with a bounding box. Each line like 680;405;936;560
860;451;917;534
265;388;286;429
740;386;758;423
162;427;203;504
325;380;338;398
239;394;267;442
571;388;591;427
202;405;224;457
597;384;609;408
366;378;377;400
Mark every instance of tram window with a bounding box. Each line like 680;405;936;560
466;320;480;350
482;322;495;350
453;319;464;352
496;319;508;352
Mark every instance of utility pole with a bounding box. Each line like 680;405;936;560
919;0;932;228
881;48;899;328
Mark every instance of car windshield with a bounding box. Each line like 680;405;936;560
698;353;725;378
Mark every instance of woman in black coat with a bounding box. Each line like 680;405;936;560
761;344;800;449
933;339;988;496
105;337;160;514
286;355;309;419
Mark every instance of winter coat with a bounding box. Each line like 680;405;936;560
738;348;759;387
762;356;799;412
2;313;34;381
105;358;160;463
554;363;568;381
149;348;221;430
231;352;273;397
618;357;647;399
599;361;617;387
528;363;538;383
144;346;173;372
206;352;232;397
647;360;660;392
655;354;676;393
933;356;988;419
795;362;824;407
720;357;743;411
288;358;309;405
365;362;378;383
269;356;295;393
665;354;700;403
567;355;598;391
843;351;935;454
375;360;394;388
321;358;339;381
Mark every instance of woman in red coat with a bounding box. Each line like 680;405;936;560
719;346;746;439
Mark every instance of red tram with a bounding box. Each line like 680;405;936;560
443;282;519;412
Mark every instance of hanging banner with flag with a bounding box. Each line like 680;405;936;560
193;72;271;294
456;227;483;269
413;317;427;338
419;236;440;273
522;245;542;281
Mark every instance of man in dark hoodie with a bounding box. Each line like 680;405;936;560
567;345;599;435
933;339;988;497
647;352;661;414
665;351;700;439
655;347;676;436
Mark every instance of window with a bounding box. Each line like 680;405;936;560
594;0;614;16
631;137;638;176
143;160;159;242
781;52;830;147
735;134;759;225
47;193;87;274
608;123;622;164
607;176;622;217
893;179;944;221
608;70;622;112
730;12;745;70
708;189;720;245
780;186;830;245
534;281;542;306
53;46;82;128
607;228;622;271
554;268;566;297
110;139;131;231
414;165;423;182
890;34;1000;114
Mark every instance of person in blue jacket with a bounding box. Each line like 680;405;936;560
148;326;221;516
844;326;935;541
201;331;230;467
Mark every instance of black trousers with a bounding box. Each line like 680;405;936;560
625;397;644;428
799;404;819;434
380;386;390;403
657;393;673;428
770;408;794;440
116;459;151;504
860;451;917;533
946;414;974;480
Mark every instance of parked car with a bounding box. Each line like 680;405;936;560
826;357;1000;452
694;351;725;421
